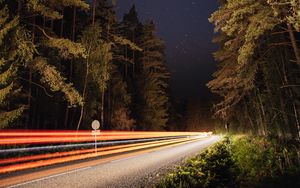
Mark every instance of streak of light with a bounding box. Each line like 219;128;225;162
0;137;197;174
0;138;183;166
0;136;185;154
0;130;204;137
0;130;209;145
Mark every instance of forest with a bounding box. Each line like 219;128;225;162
1;0;300;187
0;0;300;140
159;1;300;187
208;0;300;140
0;0;173;131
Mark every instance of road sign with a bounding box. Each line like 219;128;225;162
91;120;100;154
92;120;100;130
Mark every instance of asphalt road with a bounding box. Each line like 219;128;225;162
3;136;220;188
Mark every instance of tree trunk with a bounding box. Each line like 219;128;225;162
70;108;77;129
77;0;97;130
132;31;135;76
101;88;105;129
17;0;21;15
77;58;89;130
133;51;135;76
292;102;300;139
244;101;255;134
26;17;36;128
92;0;96;25
287;23;300;68
50;19;54;30
287;23;300;139
107;83;111;128
60;9;64;37
277;48;291;137
26;70;32;128
54;100;59;129
64;107;70;129
257;90;267;136
125;46;128;79
64;7;76;129
282;44;300;139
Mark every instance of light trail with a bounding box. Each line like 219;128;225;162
0;130;208;137
0;138;186;166
0;136;187;154
0;135;177;145
0;137;197;174
0;130;210;145
0;130;212;175
0;136;220;188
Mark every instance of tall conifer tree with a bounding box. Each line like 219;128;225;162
138;21;169;130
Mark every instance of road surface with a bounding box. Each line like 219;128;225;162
1;136;220;188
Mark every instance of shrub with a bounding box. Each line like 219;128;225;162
231;136;300;187
157;138;239;188
158;136;300;188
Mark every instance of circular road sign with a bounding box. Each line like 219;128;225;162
92;120;100;130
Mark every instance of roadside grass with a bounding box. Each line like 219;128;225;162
157;136;300;188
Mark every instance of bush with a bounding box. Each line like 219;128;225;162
231;136;300;187
157;138;239;188
157;136;300;188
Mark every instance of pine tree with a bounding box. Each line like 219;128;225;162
137;21;170;130
267;0;300;66
0;5;29;128
207;33;257;120
120;4;143;79
15;0;90;128
23;0;88;106
209;0;279;65
209;0;300;138
110;64;135;130
75;1;141;130
0;0;170;131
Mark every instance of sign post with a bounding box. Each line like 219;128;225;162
91;120;100;154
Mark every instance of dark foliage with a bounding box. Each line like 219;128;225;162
158;137;300;188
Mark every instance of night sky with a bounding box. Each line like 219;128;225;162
116;0;219;100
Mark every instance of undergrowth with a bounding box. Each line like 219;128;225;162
157;136;300;188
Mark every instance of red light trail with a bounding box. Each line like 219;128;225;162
0;130;212;174
0;130;209;145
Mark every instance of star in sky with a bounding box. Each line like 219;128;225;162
117;0;219;99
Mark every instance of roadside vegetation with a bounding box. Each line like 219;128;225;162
157;136;300;188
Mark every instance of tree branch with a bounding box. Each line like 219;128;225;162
18;77;54;97
30;23;53;39
280;85;300;89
